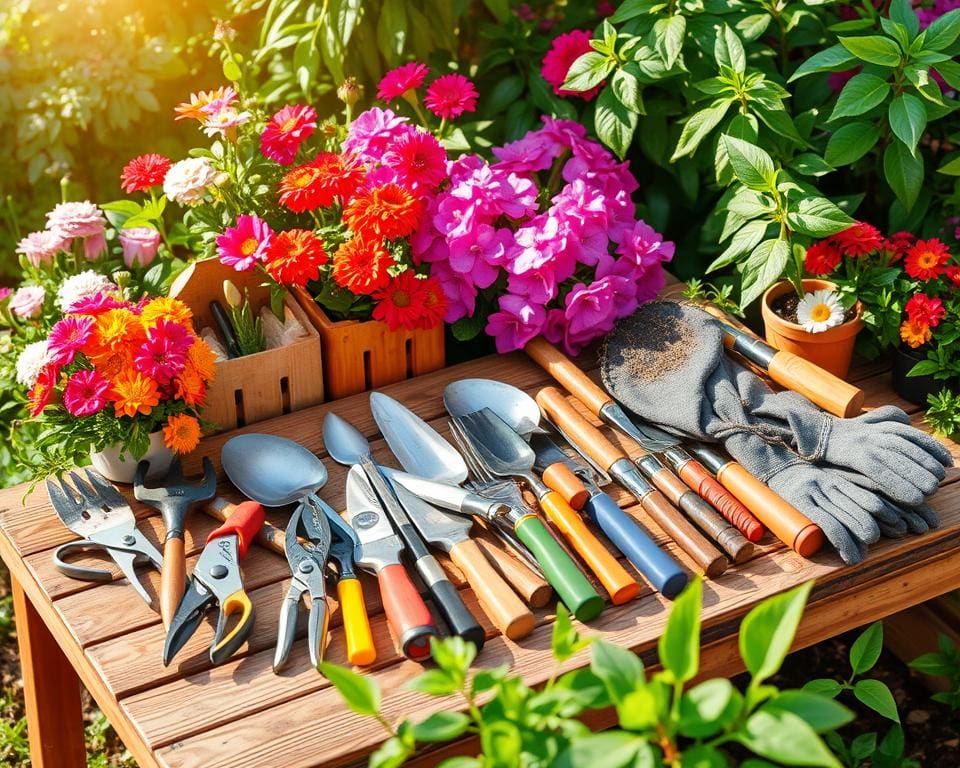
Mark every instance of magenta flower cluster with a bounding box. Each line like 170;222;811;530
412;117;673;355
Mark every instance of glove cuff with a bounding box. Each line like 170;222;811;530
787;409;833;462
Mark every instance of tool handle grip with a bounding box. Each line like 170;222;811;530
536;387;623;470
766;351;865;418
515;515;604;622
526;338;611;415
542;463;590;510
425;571;486;649
210;300;242;359
676;460;764;542
675;490;754;564
206;498;287;555
337;577;376;666
377;564;437;661
475;536;553;608
716;461;824;557
451;539;535;640
206;501;265;558
539;491;639;605
160;537;186;629
638;489;728;578
583;492;688;599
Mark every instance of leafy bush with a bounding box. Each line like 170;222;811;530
911;632;960;709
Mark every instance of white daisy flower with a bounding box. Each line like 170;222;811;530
15;340;50;388
796;289;845;334
56;270;114;312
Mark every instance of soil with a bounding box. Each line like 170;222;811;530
770;292;858;325
602;301;693;385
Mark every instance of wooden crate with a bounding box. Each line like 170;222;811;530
291;286;445;401
170;259;324;432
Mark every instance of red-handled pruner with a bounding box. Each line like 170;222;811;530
163;501;265;667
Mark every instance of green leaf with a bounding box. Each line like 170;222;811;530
838;35;903;66
555;732;643;768
222;56;242;82
830;73;891;121
715;24;746;73
611;67;644;113
722;135;775;190
679;744;730;768
370;735;413;768
883;140;924;210
787;197;854;237
938;155;960;175
922;8;960;50
909;652;954;676
741;238;791;308
407;669;460;696
802;678;843;698
889;0;920;38
591;640;645;703
672;100;732;160
319;662;381;716
480;721;522;766
709;219;771;272
737;13;772;41
854;679;900;722
825;122;880;166
739;710;842;767
850;621;884;676
678;678;742;738
739;581;813;683
552;603;592;663
658;577;701;684
595;85;638;159
789;44;857;82
888;94;927;154
653;15;686;68
789;153;835;177
563;52;615;93
908;360;940;376
753;106;803;143
618;686;661;731
762;691;855;733
411;711;470;743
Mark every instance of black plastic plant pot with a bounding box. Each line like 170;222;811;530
891;345;945;406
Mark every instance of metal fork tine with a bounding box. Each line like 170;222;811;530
69;471;101;507
448;420;486;480
46;478;82;525
83;470;126;507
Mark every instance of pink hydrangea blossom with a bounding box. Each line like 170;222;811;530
430;261;479;322
424;74;478;120
63;369;110;417
119;227;161;268
47;316;95;366
9;285;45;318
216;215;273;271
16;231;65;267
342;108;411;159
542;30;601;100
484;294;546;353
377;62;429;101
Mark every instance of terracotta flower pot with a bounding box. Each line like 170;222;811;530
89;431;172;484
761;279;863;379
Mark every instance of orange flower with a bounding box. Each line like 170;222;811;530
185;338;218;383
163;414;201;454
174;365;207;407
904;238;950;281
174;86;236;121
343;184;423;240
140;297;193;327
109;370;161;418
332;238;394;295
91;308;145;354
88;346;134;383
899;319;932;349
264;229;328;287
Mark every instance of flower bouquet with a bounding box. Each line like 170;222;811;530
412;117;673;355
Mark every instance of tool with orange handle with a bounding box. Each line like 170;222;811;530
163;500;265;667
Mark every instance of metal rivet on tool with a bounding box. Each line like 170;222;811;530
298;561;314;573
121;535;136;546
210;564;228;579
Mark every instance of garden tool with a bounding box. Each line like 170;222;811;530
134;457;217;629
344;465;437;661
535;387;729;578
164;500;264;666
46;470;163;606
209;299;241;358
323;411;486;649
369;391;601;622
525;337;764;543
452;407;642;605
599;300;926;564
220;433;376;667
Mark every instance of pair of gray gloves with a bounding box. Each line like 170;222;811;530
601;301;953;564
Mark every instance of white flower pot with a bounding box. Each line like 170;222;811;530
89;431;173;484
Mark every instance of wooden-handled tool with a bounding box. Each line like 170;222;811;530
474;528;553;608
537;387;728;578
699;304;864;418
207;497;289;554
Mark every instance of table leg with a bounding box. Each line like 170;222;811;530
10;573;87;768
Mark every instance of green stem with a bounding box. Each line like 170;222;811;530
149;189;174;254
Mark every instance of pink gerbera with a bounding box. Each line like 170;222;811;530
134;319;192;384
68;293;126;316
542;30;600;100
377;62;429;101
63;369;110;417
216;215;274;271
382;130;447;190
47;316;94;366
424;74;478;120
260;105;318;165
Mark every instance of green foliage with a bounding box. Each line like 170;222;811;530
682;278;743;317
911;632;960;710
925;388;960;439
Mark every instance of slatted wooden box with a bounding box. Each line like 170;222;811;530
170;259;324;433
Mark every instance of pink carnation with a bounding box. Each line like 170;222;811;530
216;215;273;271
16;231;66;267
381;129;447;190
68;293;126;315
45;201;107;240
377;62;429;101
63;369;110;417
542;30;601;100
47;316;94;366
9;285;45;318
134;319;193;384
119;227;161;268
424;74;478;120
260;105;317;165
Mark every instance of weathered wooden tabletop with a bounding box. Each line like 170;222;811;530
1;346;959;768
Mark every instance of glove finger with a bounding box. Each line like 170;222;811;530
793;504;868;565
877;434;950;482
834;466;925;508
880;421;954;466
859;406;912;425
899;508;929;535
827;473;895;518
812;486;882;543
910;502;941;530
878;518;908;538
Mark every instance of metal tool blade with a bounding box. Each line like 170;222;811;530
344;466;403;571
600;401;679;453
322;413;373;466
389;479;471;552
442;379;547;438
384;469;479;514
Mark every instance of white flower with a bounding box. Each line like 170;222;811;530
163;157;219;206
15;340;50;388
796;289;845;334
56;270;114;312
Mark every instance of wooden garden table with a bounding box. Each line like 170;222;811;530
2;349;959;768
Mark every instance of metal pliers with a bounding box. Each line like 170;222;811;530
274;495;375;672
46;470;163;606
163;501;265;667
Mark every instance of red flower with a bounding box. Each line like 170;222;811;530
28;365;58;417
884;231;915;262
332;238;394;295
120;154;171;193
905;238;950;280
832;222;883;256
260;105;317;165
264;229;328;287
804;241;842;276
278;154;365;212
424;74;479;120
343;184;423;240
905;293;946;328
946;265;960;287
372;270;427;331
414;276;448;330
377;62;429;101
542;30;600;100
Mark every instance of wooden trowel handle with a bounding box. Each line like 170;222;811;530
160;537;186;629
525;337;611;415
451;539;535;640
